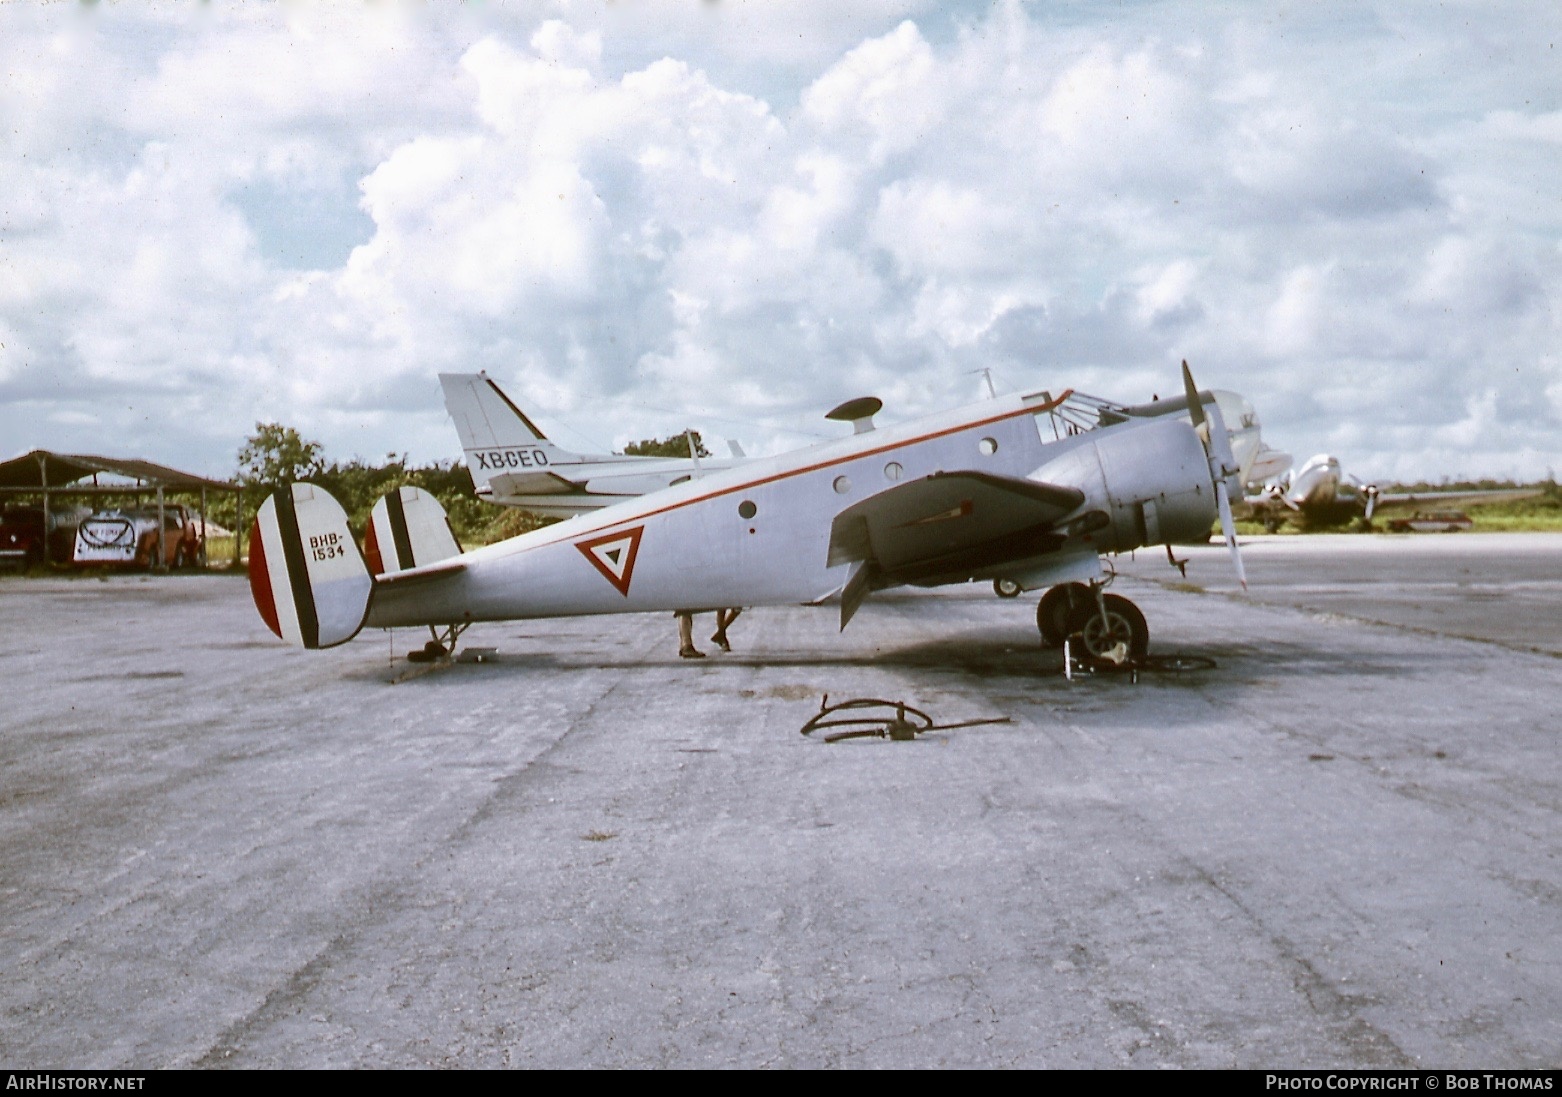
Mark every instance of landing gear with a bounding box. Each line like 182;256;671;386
1035;583;1091;648
407;622;468;663
993;578;1022;599
1063;593;1149;662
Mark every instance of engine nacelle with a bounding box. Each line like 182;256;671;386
1030;417;1216;554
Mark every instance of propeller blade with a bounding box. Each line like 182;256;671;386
1181;360;1206;430
1183;359;1248;590
1364;486;1378;523
1216;479;1248;591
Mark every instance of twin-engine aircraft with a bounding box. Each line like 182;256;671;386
1244;454;1538;531
439;372;747;517
250;364;1249;663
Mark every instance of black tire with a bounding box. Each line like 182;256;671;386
993;578;1022;599
1036;582;1090;648
1063;593;1149;661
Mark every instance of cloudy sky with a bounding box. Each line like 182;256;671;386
3;0;1560;484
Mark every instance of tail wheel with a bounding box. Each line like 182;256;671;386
1036;583;1090;648
1063;593;1149;661
994;578;1022;599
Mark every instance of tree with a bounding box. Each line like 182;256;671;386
238;422;325;486
236;422;325;513
622;430;711;458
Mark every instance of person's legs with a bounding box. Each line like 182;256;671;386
711;607;741;651
678;612;704;658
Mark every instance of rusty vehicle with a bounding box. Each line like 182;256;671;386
73;504;206;568
0;504;89;570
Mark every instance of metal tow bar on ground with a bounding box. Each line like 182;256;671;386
799;695;1013;743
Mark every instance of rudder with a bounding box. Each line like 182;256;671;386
364;486;463;576
249;483;373;649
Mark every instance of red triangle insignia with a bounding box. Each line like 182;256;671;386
576;526;644;596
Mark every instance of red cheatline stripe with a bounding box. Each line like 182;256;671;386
487;395;1074;565
248;521;281;639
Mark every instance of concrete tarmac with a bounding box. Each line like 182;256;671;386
1;532;1559;1068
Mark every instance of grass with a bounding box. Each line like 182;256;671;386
1229;483;1562;534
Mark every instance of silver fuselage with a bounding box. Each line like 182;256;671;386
369;390;1231;628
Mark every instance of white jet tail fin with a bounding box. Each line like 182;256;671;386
249;483;373;649
440;372;550;447
365;486;463;577
439;372;589;497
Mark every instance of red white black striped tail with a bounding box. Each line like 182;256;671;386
249;483;373;649
364;486;462;576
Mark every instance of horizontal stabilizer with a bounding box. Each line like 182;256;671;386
365;486;462;576
250;483;373;649
375;557;467;587
485;470;583;498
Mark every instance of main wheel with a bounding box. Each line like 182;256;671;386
993;578;1022;599
1063;593;1149;662
1036;583;1091;648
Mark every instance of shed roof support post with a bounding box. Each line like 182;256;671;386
155;486;167;572
38;454;50;565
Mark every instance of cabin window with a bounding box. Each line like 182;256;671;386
884;461;903;481
833;475;852;495
979;437;998;456
738;500;757;519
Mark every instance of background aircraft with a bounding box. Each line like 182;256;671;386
1244;454;1539;531
440;372;747;517
252;364;1250;665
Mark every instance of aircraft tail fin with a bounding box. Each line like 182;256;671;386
439;372;550;447
249;483;374;649
365;486;463;577
440;372;591;497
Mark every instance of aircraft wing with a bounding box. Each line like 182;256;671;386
827;471;1086;584
1370;487;1542;512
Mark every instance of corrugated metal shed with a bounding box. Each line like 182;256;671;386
0;450;236;491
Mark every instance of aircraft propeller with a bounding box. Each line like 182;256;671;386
1181;360;1248;591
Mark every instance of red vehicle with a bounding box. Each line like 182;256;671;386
0;504;88;569
73;504;207;568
